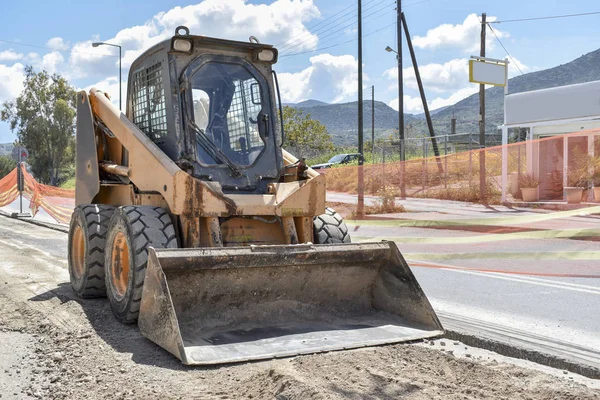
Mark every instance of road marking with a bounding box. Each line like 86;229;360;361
345;205;600;228
410;261;600;279
352;227;600;245
411;263;600;294
404;251;600;261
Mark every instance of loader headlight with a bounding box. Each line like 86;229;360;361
253;49;277;63
172;39;192;53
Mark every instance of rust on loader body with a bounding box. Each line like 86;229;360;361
70;27;443;366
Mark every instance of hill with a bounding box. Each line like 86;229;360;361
290;48;600;146
291;100;415;146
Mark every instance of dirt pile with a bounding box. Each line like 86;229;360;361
0;217;598;399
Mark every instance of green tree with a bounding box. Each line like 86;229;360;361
281;106;334;156
0;155;15;179
1;67;76;185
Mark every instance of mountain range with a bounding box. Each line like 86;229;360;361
287;48;600;146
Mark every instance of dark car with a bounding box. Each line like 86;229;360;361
311;153;363;170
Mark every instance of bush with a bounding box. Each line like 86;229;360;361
518;173;539;188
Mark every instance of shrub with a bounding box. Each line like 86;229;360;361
518;173;539;188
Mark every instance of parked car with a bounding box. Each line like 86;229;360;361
311;153;363;170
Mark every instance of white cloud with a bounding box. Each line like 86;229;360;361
46;37;70;51
278;53;364;103
384;58;470;93
388;86;479;115
68;0;320;80
83;77;126;111
40;51;65;74
0;63;25;104
506;56;533;77
278;67;313;103
429;86;479;110
412;14;506;53
388;95;426;114
0;50;23;62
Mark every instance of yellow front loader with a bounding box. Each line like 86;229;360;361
68;26;443;365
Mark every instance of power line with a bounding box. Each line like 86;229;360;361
280;21;396;58
275;4;359;51
276;0;382;51
486;23;524;75
490;10;600;24
0;38;117;57
279;0;393;55
280;1;394;56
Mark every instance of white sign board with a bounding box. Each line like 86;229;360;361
469;60;506;86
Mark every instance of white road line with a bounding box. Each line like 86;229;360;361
439;269;600;295
483;272;600;291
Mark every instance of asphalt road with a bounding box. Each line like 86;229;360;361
2;194;600;374
329;192;600;371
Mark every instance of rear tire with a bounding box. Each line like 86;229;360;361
313;207;351;244
104;206;177;323
68;204;115;298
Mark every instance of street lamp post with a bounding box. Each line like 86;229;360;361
385;45;406;198
92;41;122;111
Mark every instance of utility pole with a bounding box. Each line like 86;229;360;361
397;0;406;198
371;85;375;164
402;13;443;174
357;0;364;217
479;12;487;203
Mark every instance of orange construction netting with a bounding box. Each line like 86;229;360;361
0;129;599;224
0;164;75;224
322;129;600;207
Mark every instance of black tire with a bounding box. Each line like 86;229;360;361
68;204;115;298
313;207;351;244
104;206;177;323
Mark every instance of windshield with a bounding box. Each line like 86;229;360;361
328;154;346;163
188;62;266;167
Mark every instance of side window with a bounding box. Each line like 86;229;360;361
227;77;263;151
192;89;210;130
131;62;167;143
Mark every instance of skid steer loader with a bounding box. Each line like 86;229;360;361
69;26;443;365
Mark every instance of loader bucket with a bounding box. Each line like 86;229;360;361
138;241;443;365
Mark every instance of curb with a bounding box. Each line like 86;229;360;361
2;209;599;379
444;329;600;380
0;210;69;234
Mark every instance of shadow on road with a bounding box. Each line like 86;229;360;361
28;282;225;372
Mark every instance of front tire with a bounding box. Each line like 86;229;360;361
313;207;351;244
104;206;177;323
68;204;115;298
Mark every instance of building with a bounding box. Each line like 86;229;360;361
501;80;600;202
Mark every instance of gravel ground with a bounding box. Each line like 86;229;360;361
0;216;599;399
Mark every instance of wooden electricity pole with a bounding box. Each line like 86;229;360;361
357;0;364;217
397;0;406;198
479;12;487;203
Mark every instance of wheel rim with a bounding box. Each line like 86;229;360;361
111;231;130;299
71;225;85;279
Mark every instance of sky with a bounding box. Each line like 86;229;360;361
1;0;600;143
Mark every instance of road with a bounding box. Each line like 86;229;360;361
329;192;600;373
2;216;598;399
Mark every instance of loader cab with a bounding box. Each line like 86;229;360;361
126;27;282;194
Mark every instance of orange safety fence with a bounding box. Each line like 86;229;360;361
322;128;600;207
0;165;75;224
0;128;599;223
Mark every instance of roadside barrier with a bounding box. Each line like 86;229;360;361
0;165;74;223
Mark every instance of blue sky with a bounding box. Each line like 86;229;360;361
1;0;600;143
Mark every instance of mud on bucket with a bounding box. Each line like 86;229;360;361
137;241;444;365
